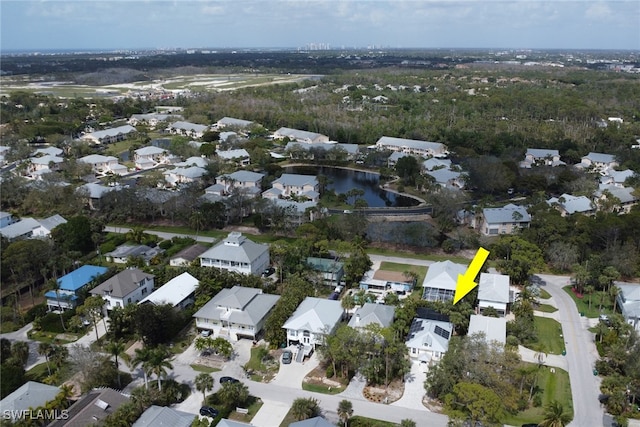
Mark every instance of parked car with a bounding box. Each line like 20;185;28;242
199;406;219;418
262;267;276;277
282;349;293;364
200;329;212;337
219;376;239;384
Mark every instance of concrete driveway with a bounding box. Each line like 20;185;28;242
270;347;320;387
391;360;429;411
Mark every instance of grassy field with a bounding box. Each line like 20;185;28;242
528;317;565;355
536;303;558;313
563;286;613;318
301;382;345;395
190;364;220;374
503;366;573;426
539;288;552;299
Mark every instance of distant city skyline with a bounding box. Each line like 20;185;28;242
1;0;639;52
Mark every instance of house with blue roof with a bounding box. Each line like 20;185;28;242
481;204;531;236
45;265;108;312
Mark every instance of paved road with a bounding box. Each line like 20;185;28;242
534;274;604;427
103;226;217;243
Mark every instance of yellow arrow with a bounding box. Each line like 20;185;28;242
454;247;490;304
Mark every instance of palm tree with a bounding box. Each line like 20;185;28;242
290;397;321;421
147;347;173;392
337;399;353;427
594;321;609;344
217;381;249;408
584;285;595;311
38;342;53;376
132;346;153;389
11;341;30;367
539;400;572;427
610;285;621;313
195;373;214;404
106;341;126;388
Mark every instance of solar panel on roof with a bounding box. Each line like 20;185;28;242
408;319;425;337
434;325;450;340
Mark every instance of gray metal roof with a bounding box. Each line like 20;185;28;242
422;260;468;291
199;232;269;264
217;117;254;127
170;244;209;262
168;121;208;132
596;185;638;204
289;417;335;427
483;204;531;224
0;381;60;419
193;285;280;326
0;217;41;239
218;170;265;183
38;214;67;231
50;388;129;427
83;125;136;140
478;273;510;303
273;173;318;188
405;318;452;354
547;194;595;214
91;269;154;299
282;297;343;334
217;148;250;160
132;405;195;427
79;154;118;164
526;148;559;158
275;127;327;142
348;303;395;328
468;315;507;345
583;152;616;164
376;136;446;152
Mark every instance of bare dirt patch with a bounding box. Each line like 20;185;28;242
363;378;404;404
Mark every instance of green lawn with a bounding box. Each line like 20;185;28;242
536;304;558;313
503;366;573;426
301;382;345;395
379;261;428;287
26;362;74;385
539;288;552;299
227;398;263;423
527;317;565;355
562;286;613;318
190;364;220;374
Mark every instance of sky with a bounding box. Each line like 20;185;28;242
1;0;639;52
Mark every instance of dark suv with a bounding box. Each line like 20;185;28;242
219;376;239;384
282;349;293;364
199;406;219;418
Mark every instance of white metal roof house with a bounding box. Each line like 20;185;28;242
166;121;209;138
421;260;468;302
163;166;207;187
547;193;596;216
104;244;164;265
615;281;640;332
133;146;169;169
174;156;208;168
468;315;507;345
422;158;452;171
90;268;155;310
266;173;319;201
578;152;618;173
133;405;194;427
283;297;343;355
273;127;329;144
477;273;510;316
594;185;639;214
216;148;251;166
194;285;280;341
0;215;67;241
375;136;448;158
80;125;137;144
215;117;255;130
520;148;565;168
481;204;531;236
78;154;121;174
139;272;199;310
216;170;265;195
405;317;453;364
424;168;466;189
199;232;269;276
348;303;395;329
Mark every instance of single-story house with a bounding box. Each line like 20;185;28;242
194;285;280;341
615;281;640;332
80;125;136;144
49;388;129;427
289;417;335;427
77;183;119;210
594;185;639;214
139;272;199;310
199;232;269;276
348;303;395;329
90;268;155;310
406;316;453;364
468;315;507;345
104;244;164;265
216;148;251;166
0;382;61;422
174;156;208;168
273;127;329;144
422;260;467;302
477;273;510;316
34;146;63;157
375;136;448;158
306;257;344;286
166;121;209;138
169;244;209;267
481;204;531;236
0;211;16;228
132;405;195;427
45;265;109;312
422;158;452;171
547;194;596;216
283;297;343;357
0;214;67;241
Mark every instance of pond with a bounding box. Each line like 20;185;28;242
284;166;420;207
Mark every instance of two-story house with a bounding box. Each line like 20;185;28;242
547;194;596;216
306;257;345;287
216;171;265;196
375;136;448;158
405;316;453;365
134;146;169;170
481;204;531;236
347;303;395;329
273;127;329;144
520;148;565;168
163;166;207;187
283;297;343;361
422;260;468;302
263;174;319;202
166;121;209;139
216;148;251;166
579;152;618;174
90;268;155;310
199;232;269;275
80;125;137;145
194;286;280;341
78;154;128;175
45;265;108;312
615;281;640;332
139;272;199;310
477;273;510;316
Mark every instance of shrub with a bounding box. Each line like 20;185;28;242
159;240;173;250
24;304;47;323
326;364;334;378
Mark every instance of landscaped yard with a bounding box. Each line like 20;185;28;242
535;303;558;313
244;345;279;382
563;286;613;318
528;316;566;355
503;366;573;426
190;364;221;374
538;288;552;299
